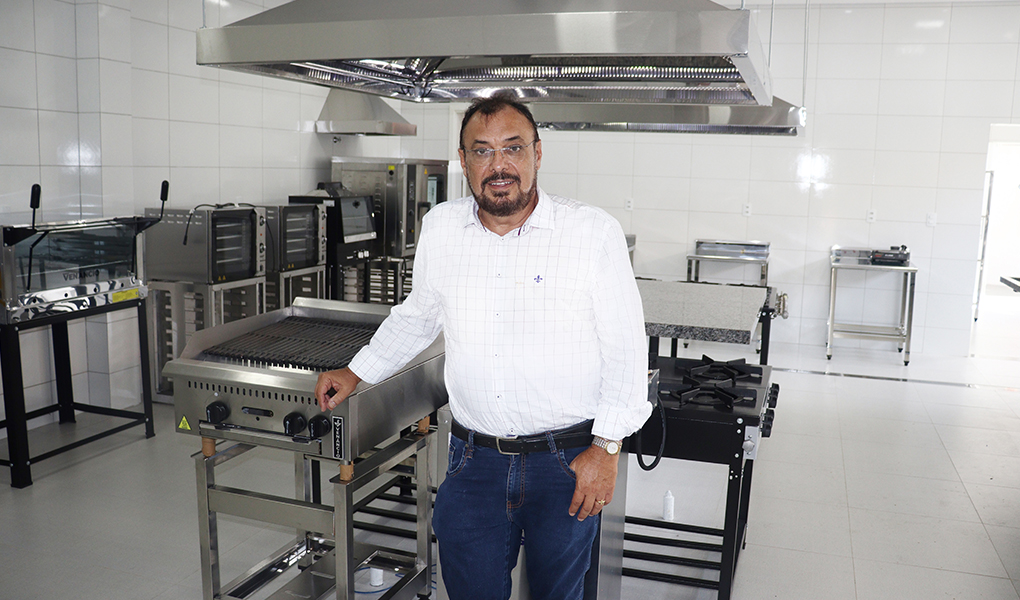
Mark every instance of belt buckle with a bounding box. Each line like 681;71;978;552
495;437;519;455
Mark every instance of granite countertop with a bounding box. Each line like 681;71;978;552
636;279;768;344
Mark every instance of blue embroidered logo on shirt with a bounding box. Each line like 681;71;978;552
534;275;543;283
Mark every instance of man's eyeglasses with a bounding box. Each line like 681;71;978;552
462;140;537;165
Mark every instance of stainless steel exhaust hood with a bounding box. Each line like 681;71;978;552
198;0;804;135
532;97;805;135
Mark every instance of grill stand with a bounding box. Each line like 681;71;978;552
1;298;155;488
194;429;433;600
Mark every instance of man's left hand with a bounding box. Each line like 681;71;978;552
568;446;620;521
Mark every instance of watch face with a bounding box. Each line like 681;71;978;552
606;441;620;455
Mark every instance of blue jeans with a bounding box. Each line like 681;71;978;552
433;430;599;600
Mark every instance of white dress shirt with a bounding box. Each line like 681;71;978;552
348;188;651;441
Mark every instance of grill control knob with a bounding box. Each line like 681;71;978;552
206;401;230;424
283;412;307;437
308;415;331;439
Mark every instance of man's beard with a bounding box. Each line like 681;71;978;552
469;172;537;218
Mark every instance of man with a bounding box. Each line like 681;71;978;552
315;93;650;600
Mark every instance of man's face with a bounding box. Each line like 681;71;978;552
458;107;542;218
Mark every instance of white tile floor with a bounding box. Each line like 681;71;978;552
2;288;1020;600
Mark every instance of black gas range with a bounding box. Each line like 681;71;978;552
624;355;779;600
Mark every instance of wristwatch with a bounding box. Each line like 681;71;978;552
592;436;622;455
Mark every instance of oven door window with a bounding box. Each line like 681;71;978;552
283;207;318;270
212;212;255;281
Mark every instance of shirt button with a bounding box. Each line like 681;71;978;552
509;428;517;435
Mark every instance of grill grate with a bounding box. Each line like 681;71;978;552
201;316;378;371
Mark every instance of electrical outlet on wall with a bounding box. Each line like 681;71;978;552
866;209;876;223
624;197;634;211
926;212;937;227
742;203;752;217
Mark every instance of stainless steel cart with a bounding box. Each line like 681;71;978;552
826;246;917;365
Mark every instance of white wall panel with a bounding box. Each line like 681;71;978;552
97;5;131;63
0;48;38;109
99;59;131;115
883;6;951;44
946;44;1017;82
816;44;883;80
948;4;1020;44
35;0;76;58
943;80;1015;118
751;180;810;217
133;0;169;25
874;115;942;153
689;178;748;214
36;54;77;112
632;176;690;211
1;0;36;52
39;165;82;221
878;79;946;116
38;109;79;166
132;117;169;167
0;107;40;166
131;68;168;120
168;74;218;123
812;114;878;150
880;43;949;81
131;18;168;73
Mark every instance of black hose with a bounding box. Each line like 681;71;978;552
635;393;667;471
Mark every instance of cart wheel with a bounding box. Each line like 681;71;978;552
755;349;761;354
904;361;909;366
898;348;903;353
826;355;832;360
683;342;689;348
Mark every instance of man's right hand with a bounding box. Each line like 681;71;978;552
315;367;362;412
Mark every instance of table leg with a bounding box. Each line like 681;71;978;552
903;272;916;366
717;452;745;600
136;300;155;437
50;321;76;424
826;266;837;359
1;325;32;488
196;450;221;600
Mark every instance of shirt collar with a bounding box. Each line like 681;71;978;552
464;187;557;235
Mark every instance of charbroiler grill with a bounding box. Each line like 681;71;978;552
163;297;446;600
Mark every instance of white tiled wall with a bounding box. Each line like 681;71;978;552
2;0;1020;430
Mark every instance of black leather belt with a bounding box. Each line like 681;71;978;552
451;420;594;455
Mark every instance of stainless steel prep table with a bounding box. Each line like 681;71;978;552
826;253;917;365
636;279;773;364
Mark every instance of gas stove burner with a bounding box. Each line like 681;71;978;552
667;380;757;411
678;354;763;386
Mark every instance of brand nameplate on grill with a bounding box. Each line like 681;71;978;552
332;416;345;460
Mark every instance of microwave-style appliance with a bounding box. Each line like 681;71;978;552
290;190;378;298
265;204;327;273
330;157;448;259
144;206;266;284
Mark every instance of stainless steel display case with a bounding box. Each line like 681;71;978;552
1;217;150;324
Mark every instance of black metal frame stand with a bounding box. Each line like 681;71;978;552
628;338;762;600
1;298;154;488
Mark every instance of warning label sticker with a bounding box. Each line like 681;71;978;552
179;415;191;431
